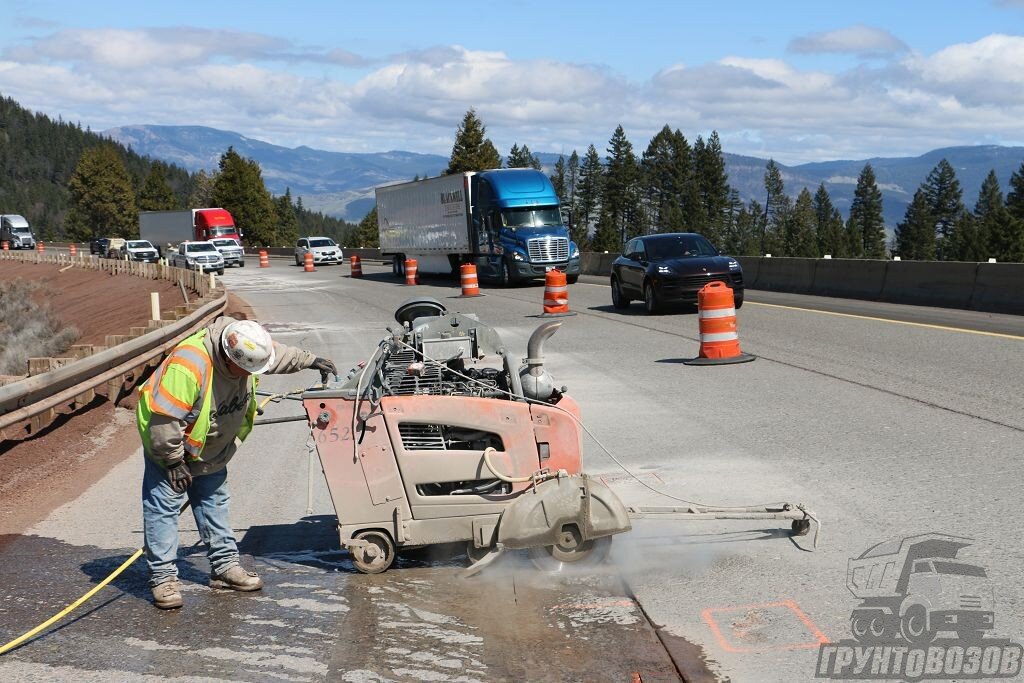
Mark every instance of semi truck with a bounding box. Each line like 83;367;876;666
376;169;581;285
1;214;36;250
139;209;243;257
846;533;995;644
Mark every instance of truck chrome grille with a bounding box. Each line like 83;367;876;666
527;236;569;263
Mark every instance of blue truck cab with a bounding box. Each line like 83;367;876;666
471;169;581;285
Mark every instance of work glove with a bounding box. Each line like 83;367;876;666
311;357;338;383
166;461;193;493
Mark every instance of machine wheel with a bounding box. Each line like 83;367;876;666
611;277;630;309
350;530;396;574
791;519;811;536
900;605;935;645
643;282;661;315
527;528;612;572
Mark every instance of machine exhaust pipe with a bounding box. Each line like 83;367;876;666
520;321;561;400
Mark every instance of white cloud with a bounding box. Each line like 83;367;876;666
0;28;1022;164
788;24;908;57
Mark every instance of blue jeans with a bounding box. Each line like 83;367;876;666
142;456;240;586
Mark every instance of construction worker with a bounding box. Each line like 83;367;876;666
137;317;336;609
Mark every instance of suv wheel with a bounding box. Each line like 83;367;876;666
611;277;629;309
644;282;661;315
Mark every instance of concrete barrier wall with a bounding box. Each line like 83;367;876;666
577;253;1023;316
813;259;888;299
881;260;977;309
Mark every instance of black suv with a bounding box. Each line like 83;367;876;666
89;237;110;256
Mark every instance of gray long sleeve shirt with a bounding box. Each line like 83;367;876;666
146;317;317;475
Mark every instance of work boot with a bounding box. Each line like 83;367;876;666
151;580;183;610
209;565;263;592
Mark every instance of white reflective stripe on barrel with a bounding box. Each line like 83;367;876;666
700;331;739;342
698;307;736;319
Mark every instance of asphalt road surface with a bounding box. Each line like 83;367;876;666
1;262;1022;682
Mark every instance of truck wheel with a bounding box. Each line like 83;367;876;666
393;254;405;278
295;255;302;266
900;605;935;644
217;268;225;276
500;259;518;288
851;615;871;641
239;259;246;268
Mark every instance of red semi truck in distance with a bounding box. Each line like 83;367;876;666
139;208;243;257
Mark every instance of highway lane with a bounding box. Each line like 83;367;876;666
2;263;1022;682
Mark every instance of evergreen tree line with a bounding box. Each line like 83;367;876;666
435;108;1024;262
0;95;353;246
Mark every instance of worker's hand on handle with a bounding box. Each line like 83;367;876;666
311;357;338;384
166;461;192;493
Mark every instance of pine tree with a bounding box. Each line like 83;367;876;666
847;164;886;258
895;189;937;260
66;144;138;240
506;143;540;169
188;170;217;207
972;170;1023;262
138;163;179;211
640;125;693;233
1007;161;1024;223
813;184;845;257
693;132;732;244
922;159;964;260
550;156;567;203
212;147;278;246
275;188;300;246
351;206;380;248
590;210;620;252
785;188;818;257
762;160;789;255
602;125;644;246
446;109;501;174
575;144;603;243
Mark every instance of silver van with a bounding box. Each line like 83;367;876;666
1;215;36;250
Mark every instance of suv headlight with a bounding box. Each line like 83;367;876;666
728;259;740;270
657;265;672;274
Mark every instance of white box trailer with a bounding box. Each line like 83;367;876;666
377;174;471;274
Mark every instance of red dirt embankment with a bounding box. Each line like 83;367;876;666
1;261;188;346
0;263;252;538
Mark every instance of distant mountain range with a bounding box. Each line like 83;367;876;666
106;124;1024;227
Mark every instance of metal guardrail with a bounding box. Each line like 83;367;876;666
0;250;226;441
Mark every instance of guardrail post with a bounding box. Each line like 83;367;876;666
151;292;161;321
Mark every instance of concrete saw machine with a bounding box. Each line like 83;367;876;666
300;297;816;575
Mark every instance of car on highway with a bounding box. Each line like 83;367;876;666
89;237;110;256
169;240;225;275
123;239;160;263
610;232;744;314
210;237;245;268
294;236;342;266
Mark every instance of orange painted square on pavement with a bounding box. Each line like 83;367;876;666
702;599;829;653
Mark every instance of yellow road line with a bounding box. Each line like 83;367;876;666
748;301;1024;341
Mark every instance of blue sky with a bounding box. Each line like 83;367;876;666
2;1;1023;164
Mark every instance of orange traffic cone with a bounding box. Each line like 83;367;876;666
683;281;755;365
259;250;270;268
540;269;576;317
404;258;418;285
69;244;78;257
304;251;315;272
36;242;44;253
350;255;363;278
1;241;8;251
458;263;482;297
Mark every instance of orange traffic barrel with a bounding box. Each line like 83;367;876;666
404;258;418;285
36;242;44;253
540;269;576;317
2;241;8;251
458;263;482;297
683;281;755;365
304;251;315;272
69;243;77;257
258;250;269;268
350;255;363;278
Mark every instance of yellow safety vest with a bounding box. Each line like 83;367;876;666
137;328;257;462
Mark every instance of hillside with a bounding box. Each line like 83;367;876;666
107;124;1024;228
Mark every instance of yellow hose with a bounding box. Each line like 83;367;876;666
1;500;190;656
0;547;143;655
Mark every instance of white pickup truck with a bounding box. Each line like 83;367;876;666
169;241;225;275
210;237;245;267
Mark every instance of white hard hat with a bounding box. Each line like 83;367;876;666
221;319;276;374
